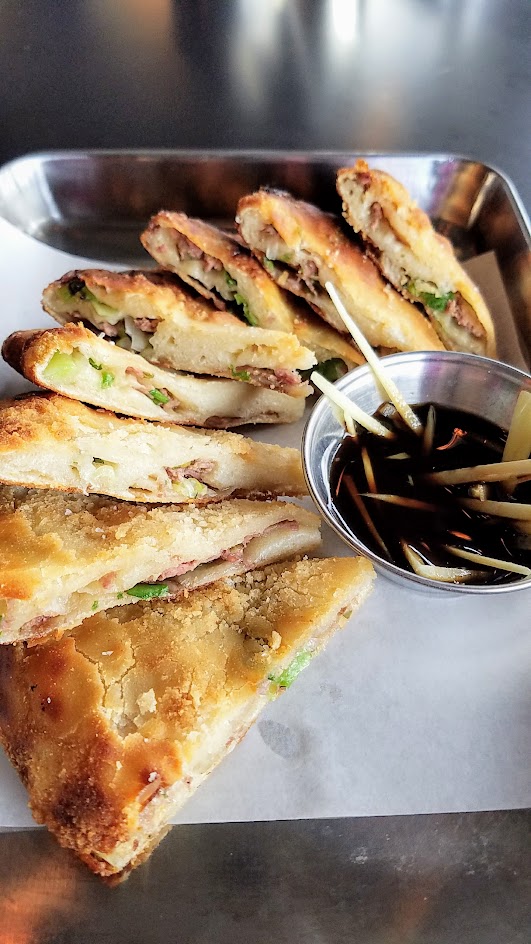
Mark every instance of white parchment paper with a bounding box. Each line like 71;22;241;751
0;218;529;827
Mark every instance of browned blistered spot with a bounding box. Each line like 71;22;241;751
39;694;64;721
50;776;125;855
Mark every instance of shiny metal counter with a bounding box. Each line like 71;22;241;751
1;1;530;941
1;812;530;943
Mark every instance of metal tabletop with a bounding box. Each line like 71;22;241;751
1;1;530;941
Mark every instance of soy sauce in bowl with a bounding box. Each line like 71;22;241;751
330;402;531;586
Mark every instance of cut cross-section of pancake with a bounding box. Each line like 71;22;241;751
336;160;496;357
0;488;321;644
42;270;316;397
2;324;305;428
237;189;444;354
0;556;375;880
0;393;307;502
140;210;364;374
140;210;296;331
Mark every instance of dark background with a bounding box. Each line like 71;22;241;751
0;2;530;941
1;0;530;206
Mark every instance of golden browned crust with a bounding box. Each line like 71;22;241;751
142;211;248;270
0;486;320;643
2;329;50;380
0;557;375;880
0;391;307;501
236;190;443;353
291;310;364;367
1;324;306;429
141;212;300;333
42;268;317;391
336;160;496;357
43;268;239;329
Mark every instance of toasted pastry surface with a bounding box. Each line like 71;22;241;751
0;488;320;643
336;161;496;356
0;392;306;502
237;189;443;353
141;211;296;332
0;557;375;879
141;212;363;369
42;270;316;396
2;324;305;428
291;310;364;369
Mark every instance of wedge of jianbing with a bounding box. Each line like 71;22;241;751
0;393;306;502
0;556;375;880
0;487;320;644
140;210;363;372
236;188;443;353
42;270;316;397
336;160;496;357
2;324;305;427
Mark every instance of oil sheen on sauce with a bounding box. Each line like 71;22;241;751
330;402;531;585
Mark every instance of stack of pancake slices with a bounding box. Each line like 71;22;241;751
0;161;493;881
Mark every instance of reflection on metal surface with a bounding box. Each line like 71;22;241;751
0;151;528;353
0;812;529;943
233;0;285;111
1;834;81;943
90;0;173;47
326;0;361;52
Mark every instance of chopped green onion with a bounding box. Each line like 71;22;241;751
91;601;99;611
268;650;313;689
125;582;170;600
171;477;209;499
230;366;251;382
89;357;102;371
233;292;258;326
263;258;275;275
44;351;77;382
149;388;170;405
101;370;114;388
316;358;347;383
418;290;456;311
67;276;88;297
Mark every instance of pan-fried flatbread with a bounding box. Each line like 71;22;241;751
140;210;296;330
42;270;315;397
336;160;496;357
0;556;375;880
140;210;363;372
236;189;443;353
0;488;320;644
0;393;306;502
2;324;305;428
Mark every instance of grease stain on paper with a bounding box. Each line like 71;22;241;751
258;720;304;760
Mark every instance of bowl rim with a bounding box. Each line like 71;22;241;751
302;350;531;595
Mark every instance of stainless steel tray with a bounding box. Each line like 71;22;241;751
0;150;530;361
0;151;530;940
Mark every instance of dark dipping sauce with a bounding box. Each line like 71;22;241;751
330;402;531;586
